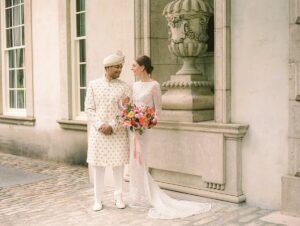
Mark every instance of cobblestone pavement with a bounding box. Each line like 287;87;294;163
0;152;288;226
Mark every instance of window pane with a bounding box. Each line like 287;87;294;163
6;0;12;8
13;0;21;5
13;27;22;46
21;5;24;24
76;13;85;37
80;89;86;112
17;90;25;108
8;50;15;68
21;26;24;45
13;5;21;26
17;70;24;88
6;29;13;48
16;48;24;67
80;64;86;87
76;0;85;12
9;70;15;88
79;39;85;62
9;90;15;108
6;8;12;28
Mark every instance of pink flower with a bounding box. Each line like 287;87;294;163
152;118;157;126
123;121;132;127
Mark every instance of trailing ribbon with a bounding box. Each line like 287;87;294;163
133;132;143;165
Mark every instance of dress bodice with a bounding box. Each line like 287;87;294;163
132;81;162;115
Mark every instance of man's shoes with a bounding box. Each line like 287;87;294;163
114;195;126;209
93;202;103;211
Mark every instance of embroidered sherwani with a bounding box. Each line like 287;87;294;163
85;76;131;166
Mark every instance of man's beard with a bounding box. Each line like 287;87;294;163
112;73;120;79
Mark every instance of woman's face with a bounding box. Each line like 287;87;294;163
131;61;144;77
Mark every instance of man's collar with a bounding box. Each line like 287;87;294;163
103;75;117;83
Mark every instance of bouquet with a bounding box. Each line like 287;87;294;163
117;104;157;135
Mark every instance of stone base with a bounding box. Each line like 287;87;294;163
159;109;214;122
125;120;248;203
282;175;300;217
150;168;246;203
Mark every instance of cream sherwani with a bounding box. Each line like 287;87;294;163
85;76;131;166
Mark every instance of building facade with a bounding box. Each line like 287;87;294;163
0;0;299;216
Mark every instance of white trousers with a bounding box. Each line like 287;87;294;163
92;165;124;204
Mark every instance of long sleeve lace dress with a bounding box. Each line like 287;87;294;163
129;80;211;219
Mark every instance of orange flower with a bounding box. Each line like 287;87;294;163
139;116;149;127
146;107;154;115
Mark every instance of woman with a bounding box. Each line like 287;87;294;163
128;55;211;219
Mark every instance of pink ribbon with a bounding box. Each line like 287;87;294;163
133;132;143;165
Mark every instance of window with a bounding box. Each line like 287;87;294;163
4;0;26;115
56;0;87;130
0;0;34;125
73;0;86;118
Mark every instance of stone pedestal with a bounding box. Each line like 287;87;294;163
161;74;214;122
162;0;214;122
144;121;248;203
282;176;300;217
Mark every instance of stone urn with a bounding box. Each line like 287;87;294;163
161;0;214;122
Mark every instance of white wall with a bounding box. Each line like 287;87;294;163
86;0;135;84
0;0;88;163
0;0;135;163
231;0;289;209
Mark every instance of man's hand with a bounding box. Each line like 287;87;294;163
122;96;130;106
99;124;113;135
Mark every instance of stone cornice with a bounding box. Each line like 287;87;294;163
156;120;249;137
57;119;87;131
0;115;35;126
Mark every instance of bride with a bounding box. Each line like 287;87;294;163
126;55;211;219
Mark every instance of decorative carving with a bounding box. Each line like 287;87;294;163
206;182;225;191
162;80;214;89
161;0;214;122
163;0;213;75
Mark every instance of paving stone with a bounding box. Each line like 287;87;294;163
239;214;261;223
0;152;293;226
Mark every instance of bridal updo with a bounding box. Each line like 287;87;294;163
136;55;154;74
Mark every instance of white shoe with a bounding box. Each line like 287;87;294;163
114;196;126;209
93;202;103;211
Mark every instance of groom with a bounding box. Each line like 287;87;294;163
85;51;131;211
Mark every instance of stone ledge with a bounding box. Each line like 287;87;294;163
156;120;249;137
0;115;35;126
157;180;246;204
57;119;87;131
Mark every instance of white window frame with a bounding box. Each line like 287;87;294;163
71;0;86;121
0;0;34;121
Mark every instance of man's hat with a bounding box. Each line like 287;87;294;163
103;50;125;67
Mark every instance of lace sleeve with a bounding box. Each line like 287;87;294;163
85;82;103;130
152;82;162;116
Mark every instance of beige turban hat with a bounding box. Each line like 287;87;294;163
103;50;125;67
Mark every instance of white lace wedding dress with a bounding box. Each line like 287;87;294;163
129;80;211;219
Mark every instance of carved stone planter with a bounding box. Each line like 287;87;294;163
161;0;214;122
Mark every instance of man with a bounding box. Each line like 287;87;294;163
85;51;131;211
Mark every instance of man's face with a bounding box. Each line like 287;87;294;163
106;64;123;80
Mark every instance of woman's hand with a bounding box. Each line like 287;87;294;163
122;96;130;106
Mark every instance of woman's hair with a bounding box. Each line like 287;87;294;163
136;55;154;74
